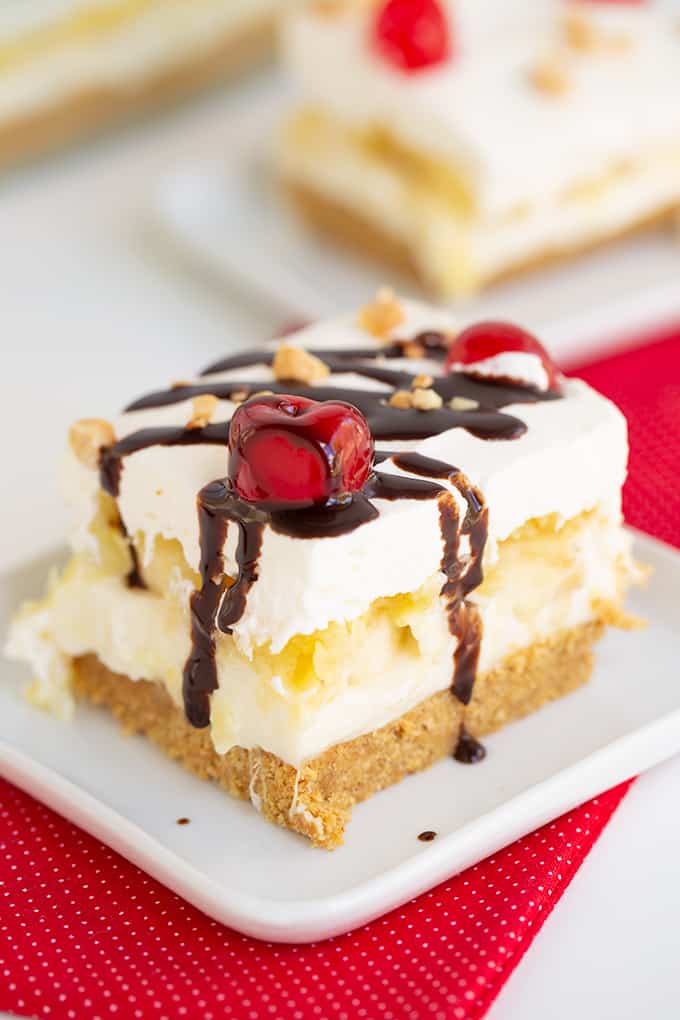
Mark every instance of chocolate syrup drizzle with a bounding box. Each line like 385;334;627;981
97;332;557;742
454;727;487;765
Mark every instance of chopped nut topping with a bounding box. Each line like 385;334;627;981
187;394;219;430
388;389;414;409
403;341;426;360
358;287;405;340
230;389;250;405
563;11;632;53
528;57;571;97
69;418;116;469
251;389;275;399
412;388;443;411
411;373;434;390
272;343;330;384
310;0;350;15
449;396;479;412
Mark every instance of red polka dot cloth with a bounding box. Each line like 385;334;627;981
2;325;680;1020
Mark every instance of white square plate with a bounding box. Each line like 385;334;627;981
152;85;680;366
1;530;679;944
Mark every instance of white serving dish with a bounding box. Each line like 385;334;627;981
1;530;678;944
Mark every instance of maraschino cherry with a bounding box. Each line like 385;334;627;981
445;322;562;393
228;394;374;508
372;0;452;72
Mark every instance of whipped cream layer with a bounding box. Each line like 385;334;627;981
0;0;279;121
282;1;680;219
61;300;628;658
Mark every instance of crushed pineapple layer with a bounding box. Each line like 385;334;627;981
6;503;636;765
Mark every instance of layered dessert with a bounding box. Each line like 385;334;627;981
7;292;639;848
278;0;680;297
0;0;285;168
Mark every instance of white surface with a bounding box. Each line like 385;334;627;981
0;66;677;1011
0;531;677;942
154;86;680;365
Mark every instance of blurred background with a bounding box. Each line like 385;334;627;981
1;7;680;1020
1;0;679;562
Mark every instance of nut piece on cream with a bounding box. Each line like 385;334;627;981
272;343;330;384
68;418;116;469
187;394;219;430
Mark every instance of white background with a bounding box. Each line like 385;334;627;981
1;74;679;1020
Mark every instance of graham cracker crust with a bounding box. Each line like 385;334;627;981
0;15;274;170
72;618;605;850
283;178;680;298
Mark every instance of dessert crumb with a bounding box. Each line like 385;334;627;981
176;817;191;826
418;830;437;843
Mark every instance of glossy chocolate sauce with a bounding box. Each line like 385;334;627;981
123;523;146;591
125;334;557;447
454;727;487;764
183;481;266;728
96;330;557;733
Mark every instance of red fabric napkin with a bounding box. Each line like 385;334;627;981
2;324;680;1020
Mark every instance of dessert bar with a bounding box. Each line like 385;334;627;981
7;292;639;847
